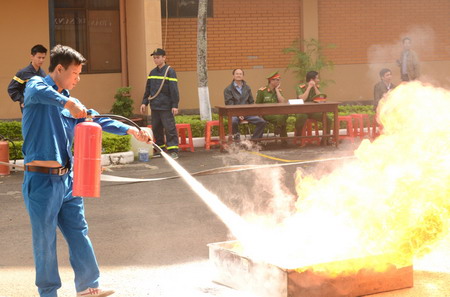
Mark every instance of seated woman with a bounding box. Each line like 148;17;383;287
255;71;288;142
295;71;332;144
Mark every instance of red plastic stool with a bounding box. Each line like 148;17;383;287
350;114;370;139
370;118;383;140
204;120;220;150
176;123;194;152
337;116;355;144
294;119;321;146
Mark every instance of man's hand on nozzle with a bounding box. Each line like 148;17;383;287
127;127;153;143
65;99;87;118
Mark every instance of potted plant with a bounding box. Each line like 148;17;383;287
283;38;336;87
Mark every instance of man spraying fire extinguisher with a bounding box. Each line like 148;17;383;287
21;45;151;297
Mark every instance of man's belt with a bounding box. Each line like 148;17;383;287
25;165;69;176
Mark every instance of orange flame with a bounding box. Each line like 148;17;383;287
233;82;450;275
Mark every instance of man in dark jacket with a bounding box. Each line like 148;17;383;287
140;48;180;159
224;68;266;141
7;44;47;113
374;68;396;111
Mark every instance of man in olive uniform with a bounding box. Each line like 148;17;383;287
295;71;331;144
255;71;288;141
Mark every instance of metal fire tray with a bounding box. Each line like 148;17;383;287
208;240;413;297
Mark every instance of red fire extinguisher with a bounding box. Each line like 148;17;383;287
73;116;102;198
0;140;10;176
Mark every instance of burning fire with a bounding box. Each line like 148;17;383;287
231;82;450;274
165;82;449;277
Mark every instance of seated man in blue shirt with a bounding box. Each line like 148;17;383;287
22;45;151;297
223;68;266;141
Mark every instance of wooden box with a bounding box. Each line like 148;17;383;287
208;240;413;297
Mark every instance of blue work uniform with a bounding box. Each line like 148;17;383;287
22;75;130;297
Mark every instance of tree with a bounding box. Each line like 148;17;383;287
283;38;336;87
197;0;211;120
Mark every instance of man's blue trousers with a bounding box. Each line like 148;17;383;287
22;171;100;297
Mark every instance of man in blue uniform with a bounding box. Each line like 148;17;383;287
140;48;180;159
22;45;151;297
7;44;47;113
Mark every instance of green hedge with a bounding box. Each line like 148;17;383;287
101;132;131;154
2;131;131;160
0;121;22;140
7;140;23;161
338;105;375;116
1;105;376;159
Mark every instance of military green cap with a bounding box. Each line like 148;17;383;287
266;71;280;80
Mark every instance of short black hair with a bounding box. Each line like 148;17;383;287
306;71;319;82
379;68;391;78
232;68;244;75
48;45;86;72
31;44;47;55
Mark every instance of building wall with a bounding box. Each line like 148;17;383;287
1;0;50;120
0;0;163;120
318;0;450;64
319;0;450;100
125;0;163;113
1;0;450;119
0;0;124;119
162;0;302;71
163;0;450;109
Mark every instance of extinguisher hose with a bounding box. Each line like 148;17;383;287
0;133;18;165
92;114;163;153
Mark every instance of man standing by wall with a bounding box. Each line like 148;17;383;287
140;48;180;159
224;68;266;141
7;44;47;113
397;37;420;81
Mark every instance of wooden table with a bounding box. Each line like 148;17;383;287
216;102;340;151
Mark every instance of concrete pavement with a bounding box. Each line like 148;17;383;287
1;142;449;297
